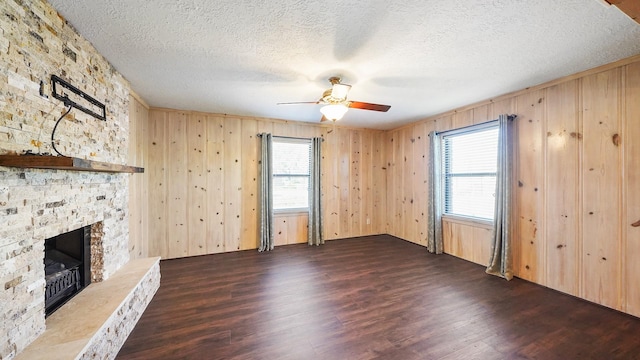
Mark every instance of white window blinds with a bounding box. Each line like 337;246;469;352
272;138;311;211
442;125;499;220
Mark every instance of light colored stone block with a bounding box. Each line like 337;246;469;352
0;0;137;358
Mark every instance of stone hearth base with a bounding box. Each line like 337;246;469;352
15;257;161;360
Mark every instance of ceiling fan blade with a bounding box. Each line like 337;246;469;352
348;101;391;112
320;115;329;122
276;101;319;105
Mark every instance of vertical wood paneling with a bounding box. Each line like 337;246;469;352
385;131;397;236
471;226;493;266
350;131;362;235
393;129;403;238
167;112;188;258
187;114;207;256
473;104;491;124
143;57;640;320
372;131;387;235
624;62;640;317
323;126;339;239
339;128;351;237
514;90;546;284
452;109;473;128
443;219;492;267
224;118;242;252
581;69;621;309
544;80;580;296
127;96;148;259
147;110;167;258
127;98;140;257
272;121;291;136
274;215;288;246
382;120;431;246
140;104;150;258
434;115;452;133
361;132;373;235
490;98;515;119
413;122;428;246
205;115;225;253
402;127;415;242
442;221;474;262
147;110;386;258
289;214;308;244
442;220;455;255
377;57;640;318
241;120;258;250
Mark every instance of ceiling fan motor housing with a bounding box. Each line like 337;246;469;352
320;77;352;104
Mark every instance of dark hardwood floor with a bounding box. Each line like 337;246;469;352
117;235;640;359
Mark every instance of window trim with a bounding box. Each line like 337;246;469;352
439;120;498;222
441;213;493;228
271;136;312;214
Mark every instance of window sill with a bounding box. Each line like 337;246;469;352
442;214;493;230
274;209;308;216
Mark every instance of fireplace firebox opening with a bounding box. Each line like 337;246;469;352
44;225;92;317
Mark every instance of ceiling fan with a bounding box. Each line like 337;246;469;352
277;76;391;122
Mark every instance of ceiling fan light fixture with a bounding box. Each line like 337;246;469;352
277;76;389;122
320;103;349;121
331;83;351;100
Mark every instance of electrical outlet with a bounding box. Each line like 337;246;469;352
366;218;371;225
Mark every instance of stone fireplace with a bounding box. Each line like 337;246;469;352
0;0;158;358
1;166;159;359
1;169;133;357
44;224;92;317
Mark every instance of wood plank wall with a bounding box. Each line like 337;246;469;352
128;55;640;318
385;55;640;317
127;94;149;260
145;109;387;259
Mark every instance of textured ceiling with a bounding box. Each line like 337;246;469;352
48;0;640;130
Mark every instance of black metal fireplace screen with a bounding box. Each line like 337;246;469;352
44;225;91;317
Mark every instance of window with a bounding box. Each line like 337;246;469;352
442;123;499;221
272;138;311;212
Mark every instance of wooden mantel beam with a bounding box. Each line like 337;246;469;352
0;155;144;173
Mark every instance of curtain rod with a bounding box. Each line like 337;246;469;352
256;134;324;141
432;114;516;136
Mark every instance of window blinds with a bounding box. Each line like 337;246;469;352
442;126;499;220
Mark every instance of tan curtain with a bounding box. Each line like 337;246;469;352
486;114;515;279
258;133;274;252
427;130;443;254
308;137;323;246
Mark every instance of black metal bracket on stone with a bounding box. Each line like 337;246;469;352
51;75;106;121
